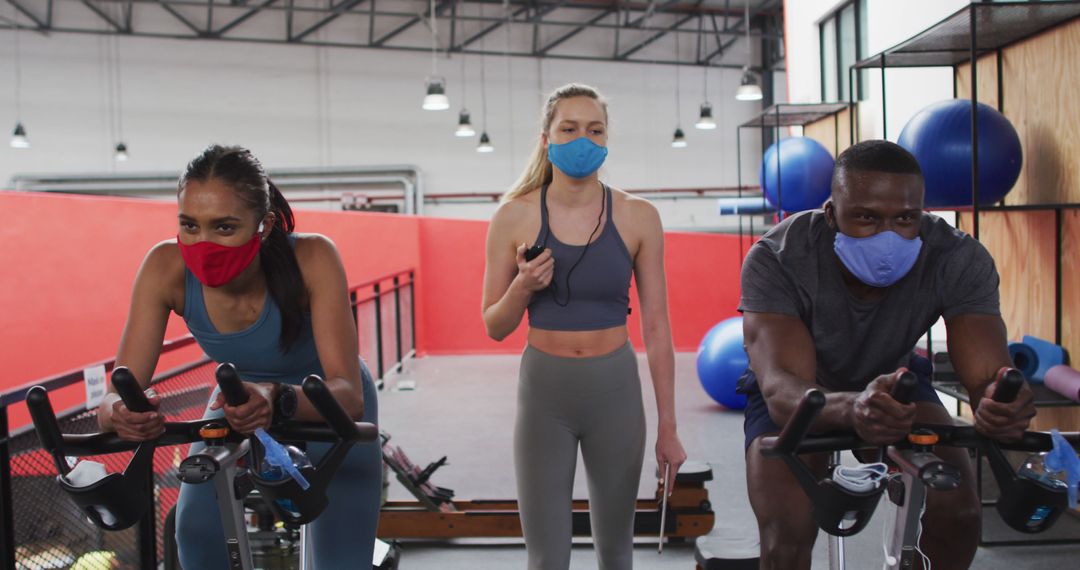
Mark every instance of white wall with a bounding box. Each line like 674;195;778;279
784;0;965;140
0;8;775;229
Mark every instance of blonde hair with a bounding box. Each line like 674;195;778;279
502;83;608;203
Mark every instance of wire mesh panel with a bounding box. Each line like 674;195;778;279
9;412;137;570
356;300;380;377
399;281;415;358
380;289;398;377
8;361;215;569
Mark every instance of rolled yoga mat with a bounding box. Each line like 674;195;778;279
717;197;773;216
1044;365;1080;403
1007;335;1068;383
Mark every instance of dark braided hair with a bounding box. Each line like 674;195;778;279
179;145;304;351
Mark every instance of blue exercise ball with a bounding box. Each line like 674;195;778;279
760;137;835;213
696;317;749;410
897;99;1023;208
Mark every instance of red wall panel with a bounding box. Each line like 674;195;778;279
414;217;747;355
0;192;419;427
1;192;745;428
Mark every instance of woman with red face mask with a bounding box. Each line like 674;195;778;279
94;145;381;569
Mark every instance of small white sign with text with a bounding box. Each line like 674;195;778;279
84;365;108;409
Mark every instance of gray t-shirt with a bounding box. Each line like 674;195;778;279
739;210;1000;392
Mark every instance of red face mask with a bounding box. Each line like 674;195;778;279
177;224;263;287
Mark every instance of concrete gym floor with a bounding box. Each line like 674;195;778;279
375;351;1080;569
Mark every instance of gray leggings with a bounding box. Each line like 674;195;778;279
515;342;646;570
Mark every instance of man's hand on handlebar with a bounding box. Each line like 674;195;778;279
975;377;1036;443
209;381;275;435
852;369;917;445
102;392;165;442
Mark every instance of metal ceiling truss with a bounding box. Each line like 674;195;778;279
2;0;783;68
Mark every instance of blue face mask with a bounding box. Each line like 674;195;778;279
547;137;608;179
833;230;923;288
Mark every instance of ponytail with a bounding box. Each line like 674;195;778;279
261;181;304;352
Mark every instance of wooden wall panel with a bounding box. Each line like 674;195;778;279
954;16;1080;433
958;211;1056;341
960;403;1080;432
1064;210;1080;364
803;107;853;157
1000;18;1080;205
955;53;1000;109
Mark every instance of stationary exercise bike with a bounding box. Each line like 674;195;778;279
759;369;1072;570
27;363;387;570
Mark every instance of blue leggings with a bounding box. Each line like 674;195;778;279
175;364;382;570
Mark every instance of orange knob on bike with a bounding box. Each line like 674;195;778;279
908;431;938;446
200;423;229;444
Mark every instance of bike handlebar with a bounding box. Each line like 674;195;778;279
25;373;378;460
302;375;367;442
112;367;153;413
215;363;250;407
892;370;918;404
993;367;1024;403
759;368;1051;457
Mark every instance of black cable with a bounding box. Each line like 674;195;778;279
547;183;606;308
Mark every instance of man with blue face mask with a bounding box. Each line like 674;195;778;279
738;140;1036;570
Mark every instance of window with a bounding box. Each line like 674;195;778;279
819;0;867;101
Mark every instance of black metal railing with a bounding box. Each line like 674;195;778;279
0;268;416;569
349;269;417;384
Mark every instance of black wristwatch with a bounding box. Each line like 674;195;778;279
273;384;298;425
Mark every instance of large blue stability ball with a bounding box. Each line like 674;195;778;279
898;99;1023;207
696;317;749;410
760;137;835;213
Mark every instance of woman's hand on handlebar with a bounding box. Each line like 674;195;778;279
99;392;165;442
515;243;554;293
853;370;917;445
975;379;1036;443
210;381;275;435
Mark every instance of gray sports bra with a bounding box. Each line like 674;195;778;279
526;184;633;331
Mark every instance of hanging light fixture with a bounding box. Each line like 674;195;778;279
10;12;28;149
694;22;716;129
422;0;449;111
735;2;763;101
455;43;475;137
456;110;476;137
671;26;687;148
477;132;494;153
476;3;492;154
106;25;131;162
423;77;449;110
736;67;763;101
10;123;29;149
671;128;687;148
695;102;717;130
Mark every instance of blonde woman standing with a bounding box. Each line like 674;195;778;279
482;84;686;569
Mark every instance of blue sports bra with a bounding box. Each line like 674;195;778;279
182;237;322;385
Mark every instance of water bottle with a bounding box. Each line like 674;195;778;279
258;444;312;481
1017;452;1068;528
255;429;312;517
1019;452;1069;490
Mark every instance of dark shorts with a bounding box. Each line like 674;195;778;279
738;355;944;451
